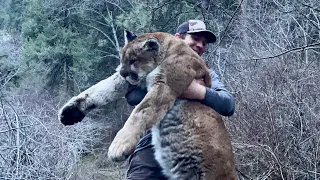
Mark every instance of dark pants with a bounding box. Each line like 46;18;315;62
126;147;167;180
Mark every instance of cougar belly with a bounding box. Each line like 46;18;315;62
151;100;204;180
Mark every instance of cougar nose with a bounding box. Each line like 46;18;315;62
120;68;128;78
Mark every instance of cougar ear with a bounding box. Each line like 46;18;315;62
124;30;137;45
143;39;159;51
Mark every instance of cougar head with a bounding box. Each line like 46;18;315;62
119;30;160;86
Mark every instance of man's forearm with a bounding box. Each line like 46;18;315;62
200;88;235;116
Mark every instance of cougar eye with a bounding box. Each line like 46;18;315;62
129;59;136;65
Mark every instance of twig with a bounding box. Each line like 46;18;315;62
297;2;320;13
232;42;320;62
0;123;40;134
213;0;245;52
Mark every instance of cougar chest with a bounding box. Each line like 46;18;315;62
145;66;166;91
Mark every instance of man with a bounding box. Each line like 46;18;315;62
125;20;235;180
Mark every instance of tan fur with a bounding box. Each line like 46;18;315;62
108;32;236;179
182;101;237;179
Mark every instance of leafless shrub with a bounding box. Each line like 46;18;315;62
206;0;320;178
0;89;130;179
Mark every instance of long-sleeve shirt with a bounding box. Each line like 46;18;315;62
126;69;235;116
125;69;235;155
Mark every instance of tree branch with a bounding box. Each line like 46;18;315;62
236;42;320;62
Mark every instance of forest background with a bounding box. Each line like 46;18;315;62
0;0;319;179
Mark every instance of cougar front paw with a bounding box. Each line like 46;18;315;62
59;105;85;125
108;128;139;162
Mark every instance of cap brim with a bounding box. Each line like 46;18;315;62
187;30;217;43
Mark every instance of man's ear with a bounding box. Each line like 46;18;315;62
124;30;137;45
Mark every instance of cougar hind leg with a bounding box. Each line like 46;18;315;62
152;100;205;180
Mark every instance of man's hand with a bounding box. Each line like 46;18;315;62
179;79;206;100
